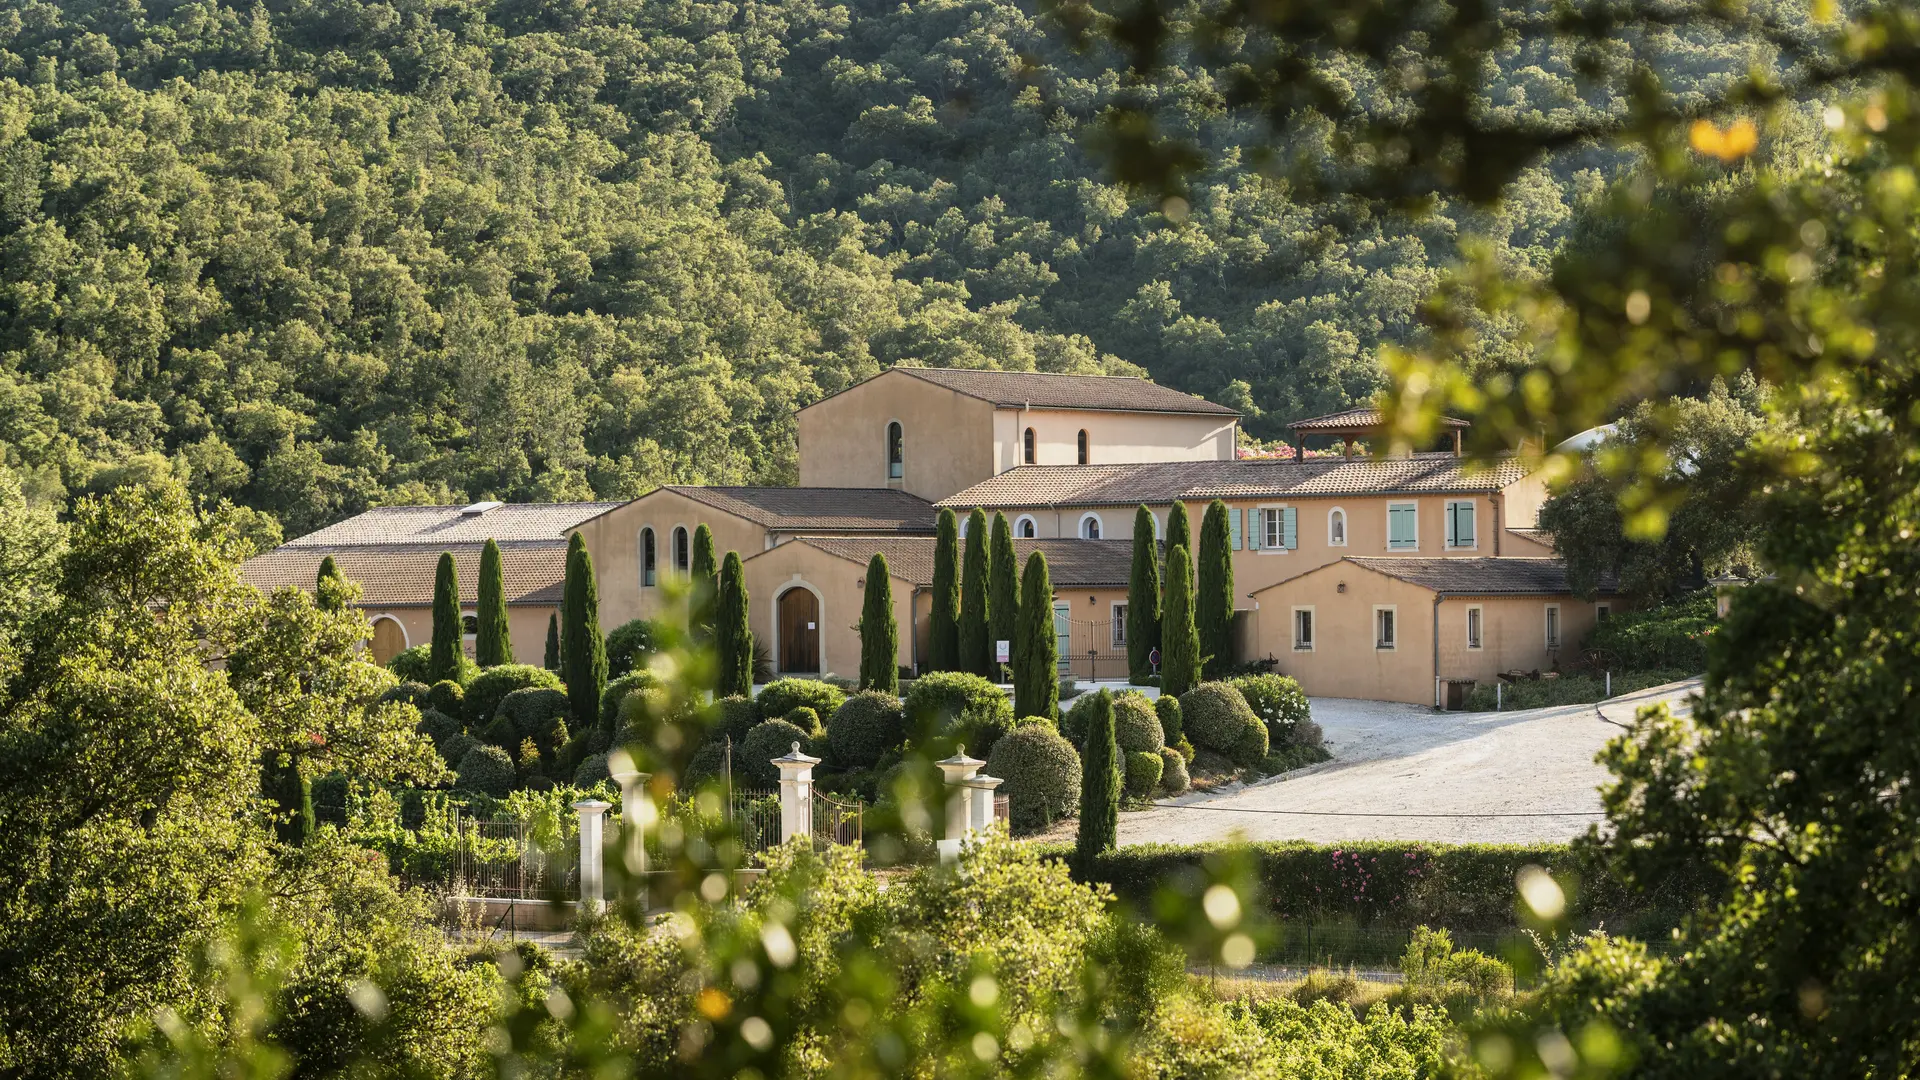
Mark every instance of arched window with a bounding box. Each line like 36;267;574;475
1328;508;1347;547
1023;427;1036;464
1079;513;1103;540
1015;515;1037;538
673;526;690;572
887;421;904;479
1077;429;1089;465
641;528;657;586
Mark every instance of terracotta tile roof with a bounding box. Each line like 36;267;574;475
241;543;567;607
1341;557;1613;596
939;455;1529;508
776;536;1135;588
283;502;621;547
1289;407;1470;431
888;367;1239;416
663;487;937;532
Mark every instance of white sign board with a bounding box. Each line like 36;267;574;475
995;640;1011;663
806;622;816;630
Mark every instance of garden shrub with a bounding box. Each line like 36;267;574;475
1180;682;1262;757
380;681;430;708
1228;674;1312;745
1154;694;1184;746
599;671;658;734
683;737;728;787
604;618;658;677
478;714;518;752
456;744;516;797
738;719;811;788
905;670;1016;758
522;774;557;792
1157;748;1189;794
828;692;905;768
439;733;481;769
1263;743;1332;774
784;706;822;735
1397;927;1514;1010
983;722;1081;832
756;678;846;721
1124;750;1163;799
1460;668;1693;711
466;664;563;726
427;679;465;718
416;708;461;747
498;688;571;743
1060;692;1099;747
712;695;759;744
1231;712;1270;766
1584;588;1716;671
389;644;475;686
1113;692;1164;753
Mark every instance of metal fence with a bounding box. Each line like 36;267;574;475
993;793;1010;826
814;790;864;848
448;809;577;900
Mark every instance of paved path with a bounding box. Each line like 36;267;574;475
1120;679;1699;846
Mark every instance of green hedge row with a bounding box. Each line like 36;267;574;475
1034;840;1718;933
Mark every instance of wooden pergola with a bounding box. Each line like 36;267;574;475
1287;407;1471;459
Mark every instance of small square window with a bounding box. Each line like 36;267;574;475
1293;608;1314;651
1375;607;1396;650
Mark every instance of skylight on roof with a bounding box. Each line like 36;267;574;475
460;501;504;516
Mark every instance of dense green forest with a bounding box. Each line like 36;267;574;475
0;0;1773;536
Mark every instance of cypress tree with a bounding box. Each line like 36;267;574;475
988;512;1018;682
1127;504;1161;683
689;523;719;640
561;532;607;732
1161;543;1200;698
959;507;991;675
429;551;462;684
476;538;513;666
1074;689;1120;871
929;508;960;671
1165;500;1192;568
544;613;560;671
716;551;754;697
859;553;898;694
316;555;347;612
1197;500;1235;677
1013;551;1058;720
261;751;314;847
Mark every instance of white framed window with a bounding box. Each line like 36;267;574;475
957;514;968;539
1079;512;1103;540
1111;602;1127;648
1014;514;1038;539
1328;507;1347;546
1374;605;1397;650
1596;603;1611;622
673;525;690;572
1387;502;1418;551
1445;499;1477;549
1466;605;1483;650
1292;606;1315;651
886;421;904;479
1256;506;1298;551
640;527;657;587
1545;604;1561;650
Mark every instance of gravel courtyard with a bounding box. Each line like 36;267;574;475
1118;678;1701;846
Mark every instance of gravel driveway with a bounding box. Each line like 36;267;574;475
1120;678;1700;846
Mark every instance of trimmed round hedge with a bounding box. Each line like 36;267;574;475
712;695;759;744
738;719;811;788
1232;713;1269;766
466;664;563;727
604;618;658;678
984;721;1080;833
498;688;571;741
427;679;465;718
828;692;905;768
1155;694;1185;746
756;678;846;722
388;645;476;686
573;752;611;788
455;744;516;797
906;671;1015;758
415;708;462;747
1228;674;1312;745
439;733;481;769
600;671;658;734
783;706;822;735
380;681;431;708
1158;747;1190;794
1112;693;1164;754
1180;682;1262;757
1124;750;1164;799
683;737;729;787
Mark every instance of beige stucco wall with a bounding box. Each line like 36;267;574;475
578;491;772;630
797;370;999;501
909;583;1131;680
1501;530;1557;557
741;542;917;679
1497;471;1549;528
361;604;558;669
991;407;1235;471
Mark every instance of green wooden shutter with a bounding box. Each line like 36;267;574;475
1248;509;1261;549
1230;507;1242;550
1283;506;1298;549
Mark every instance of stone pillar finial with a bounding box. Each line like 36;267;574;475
773;742;822;845
572;800;613;910
934;748;987;863
963;772;1005;835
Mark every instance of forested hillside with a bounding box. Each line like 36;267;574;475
0;0;1767;536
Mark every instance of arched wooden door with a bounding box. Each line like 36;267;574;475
778;588;820;673
370;617;408;665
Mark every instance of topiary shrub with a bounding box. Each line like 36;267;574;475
738;719;811;788
905;671;1016;758
439;733;480;770
599;671;658;735
456;744;516;797
683;737;729;787
498;688;571;741
756;678;846;721
1231;711;1269;767
522;774;557;792
984;722;1080;833
1112;692;1165;754
1124;750;1164;799
828;692;906;769
573;752;611;789
466;665;564;727
416;708;461;747
1158;747;1190;794
1060;692;1099;747
389;645;475;686
783;706;822;736
712;695;759;745
479;714;518;752
380;681;431;708
604;618;659;678
1180;682;1260;755
1155;694;1185;747
1228;674;1312;745
427;679;465;718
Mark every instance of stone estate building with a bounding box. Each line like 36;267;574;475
242;368;1609;706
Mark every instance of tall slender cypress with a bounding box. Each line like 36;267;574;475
1075;689;1120;871
1127;504;1161;683
476;538;513;666
988;512;1018;682
561;532;607;732
859;553;899;694
316;555;347;612
261;750;315;847
1197;500;1235;677
959;508;991;676
1161;543;1200;698
544;613;560;671
429;551;462;684
716;551;753;697
929;508;960;671
1165;500;1192;573
1013;551;1058;720
689;523;719;640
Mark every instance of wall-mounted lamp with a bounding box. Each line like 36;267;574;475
856;579;865;589
1337;582;1347;594
1088;594;1097;605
